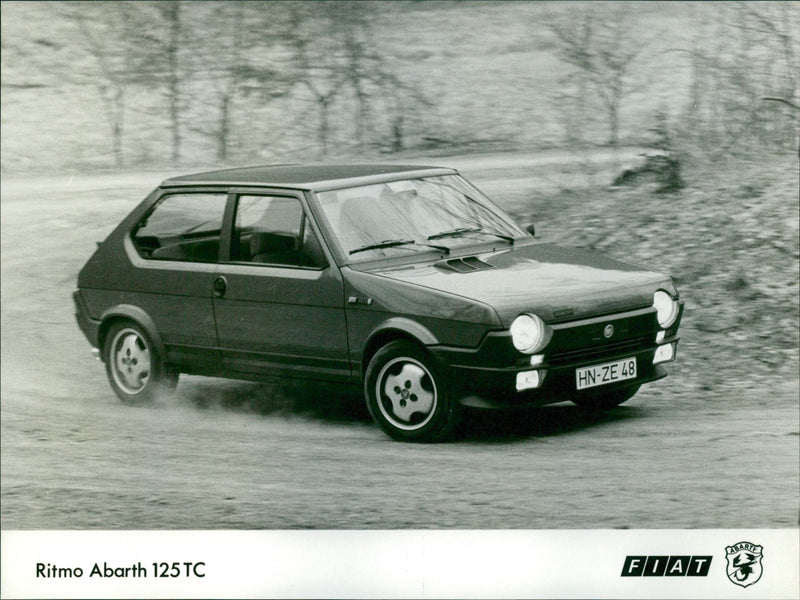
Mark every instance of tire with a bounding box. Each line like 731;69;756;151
364;340;460;442
571;384;640;412
103;320;178;405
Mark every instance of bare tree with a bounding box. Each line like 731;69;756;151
679;2;799;156
168;2;291;162
58;2;192;166
281;1;433;157
119;2;186;163
546;4;649;147
281;3;352;158
202;1;247;162
737;1;799;152
60;2;146;167
162;2;182;163
336;3;373;150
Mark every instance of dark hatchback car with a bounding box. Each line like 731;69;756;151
75;164;683;441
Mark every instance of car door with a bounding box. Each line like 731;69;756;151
127;190;227;370
212;190;351;381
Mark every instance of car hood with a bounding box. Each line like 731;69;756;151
359;242;674;325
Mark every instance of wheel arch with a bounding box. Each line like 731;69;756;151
97;305;165;360
360;317;439;376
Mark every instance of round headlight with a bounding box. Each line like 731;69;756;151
510;313;552;354
653;290;679;328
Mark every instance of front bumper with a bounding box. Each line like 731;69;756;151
430;303;683;409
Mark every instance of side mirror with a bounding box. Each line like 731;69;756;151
523;223;536;237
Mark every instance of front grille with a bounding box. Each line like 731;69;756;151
547;334;653;366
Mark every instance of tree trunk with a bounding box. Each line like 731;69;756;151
392;115;404;152
111;87;125;168
608;93;620;147
165;2;181;163
217;94;230;161
319;96;331;159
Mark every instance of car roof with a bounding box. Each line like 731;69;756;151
160;163;457;192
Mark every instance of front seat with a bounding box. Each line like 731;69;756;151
250;231;298;264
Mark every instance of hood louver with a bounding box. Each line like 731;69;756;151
435;256;495;273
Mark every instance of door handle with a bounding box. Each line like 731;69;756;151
213;276;227;298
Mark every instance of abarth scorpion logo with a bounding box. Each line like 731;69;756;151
725;541;763;587
603;324;615;339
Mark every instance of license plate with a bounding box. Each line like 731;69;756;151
576;357;637;390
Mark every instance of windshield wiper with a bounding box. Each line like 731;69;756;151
478;230;516;244
427;227;482;240
349;238;450;256
428;227;515;244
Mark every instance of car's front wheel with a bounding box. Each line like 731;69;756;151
571;384;640;412
103;320;177;404
364;340;459;442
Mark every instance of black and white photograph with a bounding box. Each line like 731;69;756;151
1;1;798;598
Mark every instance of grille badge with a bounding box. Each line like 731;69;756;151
603;324;615;339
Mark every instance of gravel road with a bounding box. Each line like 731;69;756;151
1;160;797;529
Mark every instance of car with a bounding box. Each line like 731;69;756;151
74;163;683;441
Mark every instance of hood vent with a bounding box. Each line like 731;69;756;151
435;256;495;273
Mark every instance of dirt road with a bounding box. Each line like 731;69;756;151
1;164;797;529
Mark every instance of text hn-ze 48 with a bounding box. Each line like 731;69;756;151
74;164;683;441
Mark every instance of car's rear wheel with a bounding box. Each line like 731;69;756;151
104;320;177;404
364;340;459;442
571;384;640;411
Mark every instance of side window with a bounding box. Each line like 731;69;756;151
231;195;327;268
132;193;227;262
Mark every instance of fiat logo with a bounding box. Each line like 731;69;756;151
603;324;615;339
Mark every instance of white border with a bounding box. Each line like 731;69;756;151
2;529;798;599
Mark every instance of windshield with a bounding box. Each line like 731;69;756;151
315;175;527;261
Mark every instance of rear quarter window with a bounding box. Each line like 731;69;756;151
132;193;227;262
